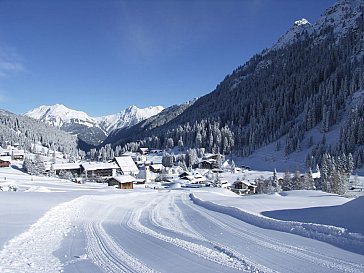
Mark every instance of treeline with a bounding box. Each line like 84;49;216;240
255;152;354;195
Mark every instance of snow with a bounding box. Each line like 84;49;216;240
0;164;363;273
52;162;81;170
294;18;310;27
81;162;119;171
113;155;139;174
25;104;164;134
109;175;135;183
25;104;96;128
191;189;364;254
96;105;165;132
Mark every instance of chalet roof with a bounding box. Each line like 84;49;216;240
203;153;219;159
199;160;214;164
122;151;136;157
110;175;136;183
12;150;25;156
150;164;163;170
232;180;256;187
0;159;10;163
81;162;120;171
114;156;139;173
52;163;81;170
312;171;321;179
179;171;193;177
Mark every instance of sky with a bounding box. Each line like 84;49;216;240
0;0;335;117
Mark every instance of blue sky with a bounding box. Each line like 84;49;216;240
0;0;335;116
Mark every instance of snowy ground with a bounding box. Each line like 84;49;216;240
0;165;363;273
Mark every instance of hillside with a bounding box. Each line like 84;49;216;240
103;0;364;170
0;109;79;155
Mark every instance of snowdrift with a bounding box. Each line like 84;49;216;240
190;193;364;254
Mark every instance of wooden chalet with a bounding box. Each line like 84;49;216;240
12;150;25;160
0;159;11;168
230;179;257;195
107;175;135;189
150;164;163;173
81;162;120;179
179;171;206;184
193;160;215;170
138;147;149;155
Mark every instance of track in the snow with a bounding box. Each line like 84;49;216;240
77;191;364;273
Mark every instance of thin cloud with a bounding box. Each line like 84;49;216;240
0;46;24;78
0;92;7;102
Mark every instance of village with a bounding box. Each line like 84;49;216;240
1;139;362;198
0;141;265;195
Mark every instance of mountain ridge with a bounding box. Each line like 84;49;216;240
25;104;164;146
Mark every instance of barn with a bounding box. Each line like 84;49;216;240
107;175;135;189
230;179;257;195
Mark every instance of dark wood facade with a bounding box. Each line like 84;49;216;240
0;159;10;168
107;177;134;189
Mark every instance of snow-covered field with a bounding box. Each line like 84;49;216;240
0;166;363;273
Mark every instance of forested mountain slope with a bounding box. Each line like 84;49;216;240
0;109;79;155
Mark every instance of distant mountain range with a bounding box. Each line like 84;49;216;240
25;104;164;146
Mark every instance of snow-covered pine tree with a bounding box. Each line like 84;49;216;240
303;168;315;190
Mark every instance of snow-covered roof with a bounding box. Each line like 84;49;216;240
150;164;163;170
312;171;321;179
222;161;230;168
52;163;81;170
12;150;25;155
180;171;193;177
203;153;218;159
0;156;11;161
114;156;139;173
122;151;136;157
81;162;120;171
110;175;136;183
232;180;255;187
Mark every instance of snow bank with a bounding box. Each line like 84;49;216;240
190;193;364;254
25;186;52;192
0;197;83;273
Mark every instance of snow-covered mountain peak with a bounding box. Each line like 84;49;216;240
271;0;363;51
25;104;95;128
294;18;311;27
272;18;314;50
96;105;164;132
125;105;138;112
